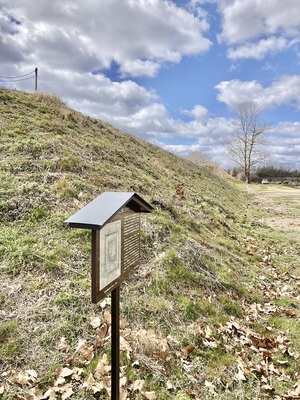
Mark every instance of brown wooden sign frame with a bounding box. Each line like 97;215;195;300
91;208;141;303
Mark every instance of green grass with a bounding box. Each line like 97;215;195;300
1;88;299;399
0;322;23;362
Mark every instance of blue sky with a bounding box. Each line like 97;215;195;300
0;0;299;169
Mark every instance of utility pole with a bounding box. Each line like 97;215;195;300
35;67;38;91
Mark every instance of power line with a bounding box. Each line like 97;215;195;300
0;69;35;79
0;68;38;91
0;76;35;83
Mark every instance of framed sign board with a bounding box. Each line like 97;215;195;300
100;220;122;290
92;207;141;303
65;192;152;303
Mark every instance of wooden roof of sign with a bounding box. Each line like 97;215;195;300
64;192;153;230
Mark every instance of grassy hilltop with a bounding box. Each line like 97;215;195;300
0;88;299;399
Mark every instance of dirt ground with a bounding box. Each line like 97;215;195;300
245;184;300;241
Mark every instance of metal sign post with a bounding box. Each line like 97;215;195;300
111;287;120;399
65;192;152;399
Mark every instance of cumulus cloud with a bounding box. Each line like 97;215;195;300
217;0;300;44
273;121;300;137
215;75;300;110
119;60;161;78
182;105;210;120
227;36;289;60
268;122;300;168
1;0;211;78
147;110;233;168
216;0;300;60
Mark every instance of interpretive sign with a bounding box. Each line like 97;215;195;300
65;192;153;303
92;206;142;302
65;192;152;400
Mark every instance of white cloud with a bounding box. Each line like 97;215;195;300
268;122;300;168
57;72;160;119
227;36;289;60
216;0;300;61
215;75;300;110
119;59;161;78
182;105;209;120
147;110;233;168
1;0;211;78
273;121;300;137
217;0;300;44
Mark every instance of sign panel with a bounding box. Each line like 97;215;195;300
92;208;141;303
100;220;121;290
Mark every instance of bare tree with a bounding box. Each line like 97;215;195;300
226;101;270;184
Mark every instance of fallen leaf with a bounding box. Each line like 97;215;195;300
120;376;127;387
181;343;195;357
75;338;86;352
203;339;218;349
76;345;94;365
204;380;217;394
288;379;300;397
83;373;96;389
205;326;212;337
120;387;128;400
120;336;132;352
120;318;128;329
57;367;74;378
276;360;289;365
57;337;70;352
54;377;66;387
61;386;73;400
96;323;109;338
237;363;246;381
94;354;111;378
153;350;169;360
166;380;174;391
104;310;111;325
25;388;43;400
72;368;84;381
261;349;273;360
99;298;109;309
279;309;296;317
142;391;157;400
90;316;101;329
26;370;38;379
132;379;146;392
42;388;56;400
262;384;275;393
10;370;38;386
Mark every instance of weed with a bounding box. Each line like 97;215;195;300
219;294;243;317
0;322;23;361
0;322;18;344
54;293;81;308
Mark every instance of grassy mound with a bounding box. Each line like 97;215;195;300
0;88;299;399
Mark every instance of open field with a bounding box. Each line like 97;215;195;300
246;184;300;240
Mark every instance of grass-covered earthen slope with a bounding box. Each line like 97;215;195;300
0;88;299;399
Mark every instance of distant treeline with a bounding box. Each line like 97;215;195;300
256;166;300;178
228;165;300;182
